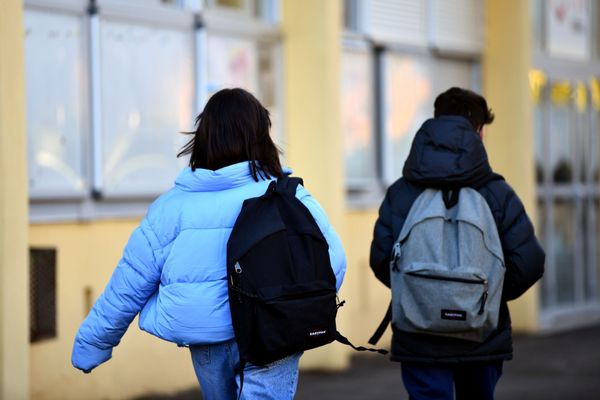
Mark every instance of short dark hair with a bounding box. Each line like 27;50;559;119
433;87;495;131
178;88;284;181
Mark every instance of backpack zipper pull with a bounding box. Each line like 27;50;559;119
233;261;243;303
478;283;488;315
391;242;401;271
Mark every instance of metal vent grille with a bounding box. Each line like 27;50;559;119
30;248;57;343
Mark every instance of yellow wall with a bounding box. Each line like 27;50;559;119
282;0;352;370
29;220;199;400
342;211;393;346
0;1;30;399
484;0;540;331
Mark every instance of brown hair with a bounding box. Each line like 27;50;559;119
178;88;284;181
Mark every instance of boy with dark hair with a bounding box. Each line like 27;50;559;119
370;87;545;399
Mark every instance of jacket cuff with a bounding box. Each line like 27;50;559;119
71;340;112;373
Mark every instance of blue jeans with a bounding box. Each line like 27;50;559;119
401;361;503;400
190;339;301;400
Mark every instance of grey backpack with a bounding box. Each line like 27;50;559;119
388;187;505;342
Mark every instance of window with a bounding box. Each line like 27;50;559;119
343;0;360;32
206;34;258;95
544;0;592;61
24;8;88;199
381;53;478;184
341;45;377;188
532;0;600;326
535;78;600;313
25;0;283;221
30;248;57;343
341;0;482;203
98;18;193;197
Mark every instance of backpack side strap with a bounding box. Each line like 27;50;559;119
368;301;392;345
336;331;388;355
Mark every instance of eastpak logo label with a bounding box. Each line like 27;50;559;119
308;329;327;337
441;309;467;321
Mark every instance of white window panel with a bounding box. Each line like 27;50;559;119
206;34;258;96
381;53;431;183
25;9;87;199
99;19;194;197
382;52;476;183
428;0;483;55
342;48;377;186
362;0;427;47
545;0;592;61
257;41;283;148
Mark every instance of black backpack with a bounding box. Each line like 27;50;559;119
227;177;386;369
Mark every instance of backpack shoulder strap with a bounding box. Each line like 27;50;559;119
275;176;304;196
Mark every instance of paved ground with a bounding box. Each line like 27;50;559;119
134;324;600;400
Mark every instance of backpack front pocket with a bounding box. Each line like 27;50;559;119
392;263;490;342
248;282;337;365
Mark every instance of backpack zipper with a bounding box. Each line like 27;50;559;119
478;290;488;315
234;261;243;303
405;271;489;315
266;288;335;302
405;271;485;285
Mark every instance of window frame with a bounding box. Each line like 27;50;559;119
341;0;484;208
26;0;283;222
534;64;600;329
24;1;91;200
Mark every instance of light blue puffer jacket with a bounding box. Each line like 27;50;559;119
71;162;346;372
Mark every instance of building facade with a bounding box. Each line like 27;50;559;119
0;0;598;398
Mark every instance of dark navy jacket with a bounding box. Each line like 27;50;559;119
370;116;545;363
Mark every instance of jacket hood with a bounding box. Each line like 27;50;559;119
175;161;291;192
402;116;493;188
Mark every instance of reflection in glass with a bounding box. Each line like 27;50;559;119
553;200;576;305
576;107;591;183
257;42;282;146
534;105;546;183
596;200;600;301
341;50;376;184
100;20;193;196
385;54;431;179
206;35;258;97
384;53;476;180
550;102;573;182
582;199;598;301
595;108;600;182
25;10;86;197
538;201;551;309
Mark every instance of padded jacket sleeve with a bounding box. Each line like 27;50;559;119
369;180;422;287
370;187;395;288
71;218;162;373
296;185;347;291
483;180;546;301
